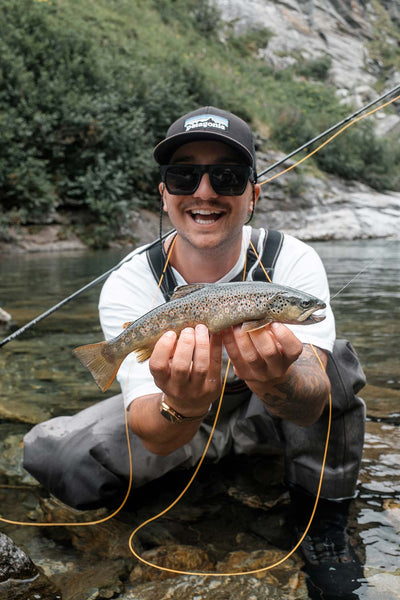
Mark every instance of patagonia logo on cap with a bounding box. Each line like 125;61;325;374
184;114;229;132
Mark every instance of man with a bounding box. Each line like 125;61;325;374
24;106;365;597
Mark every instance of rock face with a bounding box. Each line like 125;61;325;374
0;1;398;251
212;0;400;240
253;150;400;239
214;0;400;105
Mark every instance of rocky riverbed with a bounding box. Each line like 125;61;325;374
1;379;400;599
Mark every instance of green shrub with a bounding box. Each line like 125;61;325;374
296;54;332;80
0;0;398;246
227;27;273;57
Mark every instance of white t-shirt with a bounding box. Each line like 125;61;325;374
99;227;336;407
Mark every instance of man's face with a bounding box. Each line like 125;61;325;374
160;140;260;252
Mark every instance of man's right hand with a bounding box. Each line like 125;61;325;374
128;325;222;455
150;324;223;418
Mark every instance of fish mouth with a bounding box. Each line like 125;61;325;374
188;208;225;225
298;304;326;324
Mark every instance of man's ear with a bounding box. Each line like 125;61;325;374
159;182;167;211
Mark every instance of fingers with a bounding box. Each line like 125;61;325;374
250;323;302;363
149;329;177;380
223;322;302;382
149;325;222;402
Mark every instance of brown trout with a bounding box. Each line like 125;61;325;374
73;281;326;391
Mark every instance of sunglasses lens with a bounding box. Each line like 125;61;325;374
210;166;249;195
162;165;251;196
165;166;199;195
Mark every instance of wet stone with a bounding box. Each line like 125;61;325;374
216;548;305;584
130;544;214;582
0;532;62;599
122;571;309;600
52;559;128;600
0;532;37;581
32;496;140;558
0;423;41;484
0;399;51;425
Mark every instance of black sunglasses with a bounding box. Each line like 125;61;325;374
160;164;254;196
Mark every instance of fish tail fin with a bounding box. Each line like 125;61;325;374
73;341;122;392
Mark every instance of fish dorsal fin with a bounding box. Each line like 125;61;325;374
241;317;273;332
170;283;208;300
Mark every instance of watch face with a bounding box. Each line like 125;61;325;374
160;407;178;422
160;397;208;423
160;400;182;422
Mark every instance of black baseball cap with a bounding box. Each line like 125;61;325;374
153;106;257;171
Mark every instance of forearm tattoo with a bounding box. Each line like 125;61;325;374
262;344;329;422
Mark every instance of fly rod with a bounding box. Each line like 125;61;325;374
0;262;124;348
0;236;163;348
1;84;399;348
257;82;400;179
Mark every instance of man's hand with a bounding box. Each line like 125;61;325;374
222;322;302;384
149;324;223;418
223;322;329;426
129;325;223;456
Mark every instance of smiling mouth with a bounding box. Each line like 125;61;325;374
189;209;224;224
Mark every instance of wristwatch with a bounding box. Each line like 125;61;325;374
159;394;211;423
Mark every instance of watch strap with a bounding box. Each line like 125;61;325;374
160;394;211;423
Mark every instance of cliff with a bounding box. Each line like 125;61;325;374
215;0;400;239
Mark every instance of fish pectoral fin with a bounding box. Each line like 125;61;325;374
133;344;154;362
170;283;208;300
123;322;133;329
241;318;273;332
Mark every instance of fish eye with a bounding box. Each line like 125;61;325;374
300;299;312;308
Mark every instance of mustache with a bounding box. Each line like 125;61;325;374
181;201;229;211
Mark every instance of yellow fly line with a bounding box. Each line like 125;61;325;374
0;234;333;579
257;92;400;188
126;241;332;577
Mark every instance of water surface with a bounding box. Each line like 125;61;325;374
0;239;399;598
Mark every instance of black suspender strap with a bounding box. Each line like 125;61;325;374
146;234;178;302
251;228;284;282
146;228;284;301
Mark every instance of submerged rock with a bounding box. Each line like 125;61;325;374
123;571;309;600
130;544;214;583
0;532;62;599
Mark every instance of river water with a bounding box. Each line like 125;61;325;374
0;239;399;598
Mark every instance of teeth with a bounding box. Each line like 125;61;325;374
191;210;222;215
189;208;223;224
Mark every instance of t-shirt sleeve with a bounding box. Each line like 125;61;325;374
98;251;164;407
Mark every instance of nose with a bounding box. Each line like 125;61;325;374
193;172;218;199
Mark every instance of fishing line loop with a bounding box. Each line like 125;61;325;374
125;236;332;577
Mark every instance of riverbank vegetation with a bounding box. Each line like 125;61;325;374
1;0;399;246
